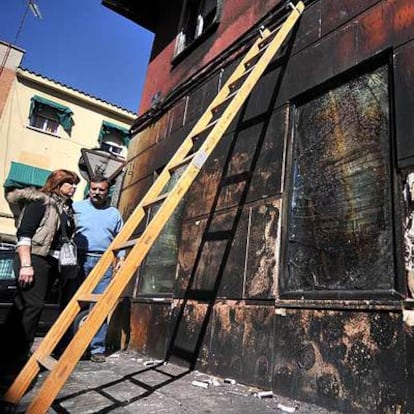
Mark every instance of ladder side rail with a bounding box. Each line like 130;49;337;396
6;3;305;411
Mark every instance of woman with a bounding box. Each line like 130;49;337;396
1;169;79;373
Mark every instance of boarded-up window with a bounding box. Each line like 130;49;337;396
282;65;394;297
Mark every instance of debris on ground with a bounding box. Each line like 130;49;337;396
277;402;298;413
143;359;164;366
255;390;274;399
191;380;209;389
3;349;341;414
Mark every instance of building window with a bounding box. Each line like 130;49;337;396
29;95;74;134
138;167;185;296
30;105;60;134
175;0;222;56
100;141;123;156
282;64;395;298
98;121;130;158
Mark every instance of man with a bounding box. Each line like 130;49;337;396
73;175;123;362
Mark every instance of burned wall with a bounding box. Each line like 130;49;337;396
121;0;414;412
273;308;408;413
140;0;286;113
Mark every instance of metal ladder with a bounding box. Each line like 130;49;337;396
4;2;304;411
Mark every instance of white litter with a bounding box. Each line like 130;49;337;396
191;380;209;389
277;403;297;413
108;353;120;359
210;378;222;387
143;359;164;366
224;378;236;384
255;390;273;399
205;377;222;386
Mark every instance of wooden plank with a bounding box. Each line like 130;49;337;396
142;192;170;209
36;355;58;371
168;153;196;172
112;237;140;251
77;293;101;304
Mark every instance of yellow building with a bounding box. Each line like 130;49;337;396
0;41;136;242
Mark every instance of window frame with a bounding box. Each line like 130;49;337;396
99;131;126;158
28;95;74;136
280;54;403;301
134;166;186;298
173;0;223;60
98;121;130;158
100;141;123;156
29;109;60;135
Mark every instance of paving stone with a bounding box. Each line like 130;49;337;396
103;380;148;403
58;390;113;413
2;350;340;413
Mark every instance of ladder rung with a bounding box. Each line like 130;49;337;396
169;153;196;172
112;237;140;251
36;354;57;371
228;24;285;91
211;90;239;114
245;50;266;70
190;118;220;142
245;38;274;68
77;293;101;304
142;192;170;209
258;23;283;48
228;65;255;91
239;27;282;75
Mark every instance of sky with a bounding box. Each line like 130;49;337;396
0;0;154;113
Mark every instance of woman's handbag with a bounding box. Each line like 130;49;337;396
59;238;78;268
59;210;78;271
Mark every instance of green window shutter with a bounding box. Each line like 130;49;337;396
3;162;51;190
30;95;74;132
98;120;131;148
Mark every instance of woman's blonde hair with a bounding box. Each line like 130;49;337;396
41;169;80;195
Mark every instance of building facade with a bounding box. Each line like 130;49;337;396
104;1;414;412
0;41;135;242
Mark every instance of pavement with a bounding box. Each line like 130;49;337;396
0;350;341;414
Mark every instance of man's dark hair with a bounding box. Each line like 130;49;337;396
89;175;111;186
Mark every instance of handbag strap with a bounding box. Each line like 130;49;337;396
60;210;72;242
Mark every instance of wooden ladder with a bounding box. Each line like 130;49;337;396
4;2;304;412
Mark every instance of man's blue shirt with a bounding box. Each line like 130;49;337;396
73;199;123;254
